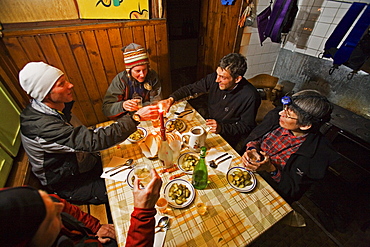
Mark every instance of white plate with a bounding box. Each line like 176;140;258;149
127;127;147;143
165;119;187;133
126;168;135;189
226;167;257;193
164;179;195;208
177;152;199;174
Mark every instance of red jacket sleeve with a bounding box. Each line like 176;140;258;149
125;208;156;247
49;194;102;233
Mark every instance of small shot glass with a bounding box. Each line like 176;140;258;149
156;197;168;214
196;201;208;216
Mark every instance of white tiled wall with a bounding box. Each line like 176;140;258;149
241;0;369;79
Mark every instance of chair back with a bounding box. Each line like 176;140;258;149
247;74;281;123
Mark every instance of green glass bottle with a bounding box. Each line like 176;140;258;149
192;146;208;189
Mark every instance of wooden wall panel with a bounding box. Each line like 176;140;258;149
107;28;125;74
1;20;171;127
197;0;244;79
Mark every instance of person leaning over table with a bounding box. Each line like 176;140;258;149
102;43;162;120
159;53;261;154
241;89;340;203
0;169;162;247
19;62;159;205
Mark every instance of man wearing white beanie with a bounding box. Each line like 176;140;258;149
19;61;159;205
102;43;162;120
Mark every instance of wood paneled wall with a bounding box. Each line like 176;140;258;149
1;19;170;127
197;0;245;78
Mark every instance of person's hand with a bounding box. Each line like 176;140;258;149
96;224;116;243
123;99;141;111
206;119;221;133
242;150;275;172
158;98;174;113
133;168;162;209
136;105;159;121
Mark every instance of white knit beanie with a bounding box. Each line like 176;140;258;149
19;62;64;101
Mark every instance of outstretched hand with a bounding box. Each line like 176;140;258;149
158;98;174;113
136;105;159;121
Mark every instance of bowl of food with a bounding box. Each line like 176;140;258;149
178;152;199;174
165;119;187;132
226;167;257;192
164;179;195;208
127;127;147;143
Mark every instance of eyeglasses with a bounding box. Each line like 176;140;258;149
281;105;298;120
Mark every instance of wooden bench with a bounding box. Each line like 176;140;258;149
5;146;111;225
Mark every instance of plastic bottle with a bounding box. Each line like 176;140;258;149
192;146;208;189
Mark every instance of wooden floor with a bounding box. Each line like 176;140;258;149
249;179;370;247
76;204;110;225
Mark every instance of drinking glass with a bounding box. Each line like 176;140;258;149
156;197;168;214
133;95;142;109
150;100;161;128
196;201;209;216
133;163;152;188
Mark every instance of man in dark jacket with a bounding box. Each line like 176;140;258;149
242;89;339;203
160;53;261;153
19;62;159;205
0;168;162;247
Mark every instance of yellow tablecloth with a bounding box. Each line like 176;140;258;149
98;101;292;247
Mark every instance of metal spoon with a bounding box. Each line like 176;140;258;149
155;216;170;233
105;159;133;173
209;153;228;168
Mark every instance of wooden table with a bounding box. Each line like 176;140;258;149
98;101;293;247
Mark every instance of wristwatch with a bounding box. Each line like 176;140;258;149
132;113;141;122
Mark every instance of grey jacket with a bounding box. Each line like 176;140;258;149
20;100;138;186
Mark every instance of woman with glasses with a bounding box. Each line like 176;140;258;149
241;89;339;203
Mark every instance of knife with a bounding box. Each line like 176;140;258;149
105;159;133;173
214;152;228;161
110;165;133;177
174;109;193;115
217;155;232;165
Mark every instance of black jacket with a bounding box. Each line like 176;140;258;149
170;72;261;149
244;107;340;202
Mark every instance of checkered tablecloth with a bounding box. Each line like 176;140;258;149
98;101;292;247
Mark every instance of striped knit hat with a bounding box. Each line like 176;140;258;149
122;43;149;69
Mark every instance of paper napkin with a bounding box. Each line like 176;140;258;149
100;156;132;182
206;148;234;174
139;134;159;158
154;214;167;247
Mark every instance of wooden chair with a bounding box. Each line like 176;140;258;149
247;74;282;123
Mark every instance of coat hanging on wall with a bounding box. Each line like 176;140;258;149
320;2;370;79
256;0;298;45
